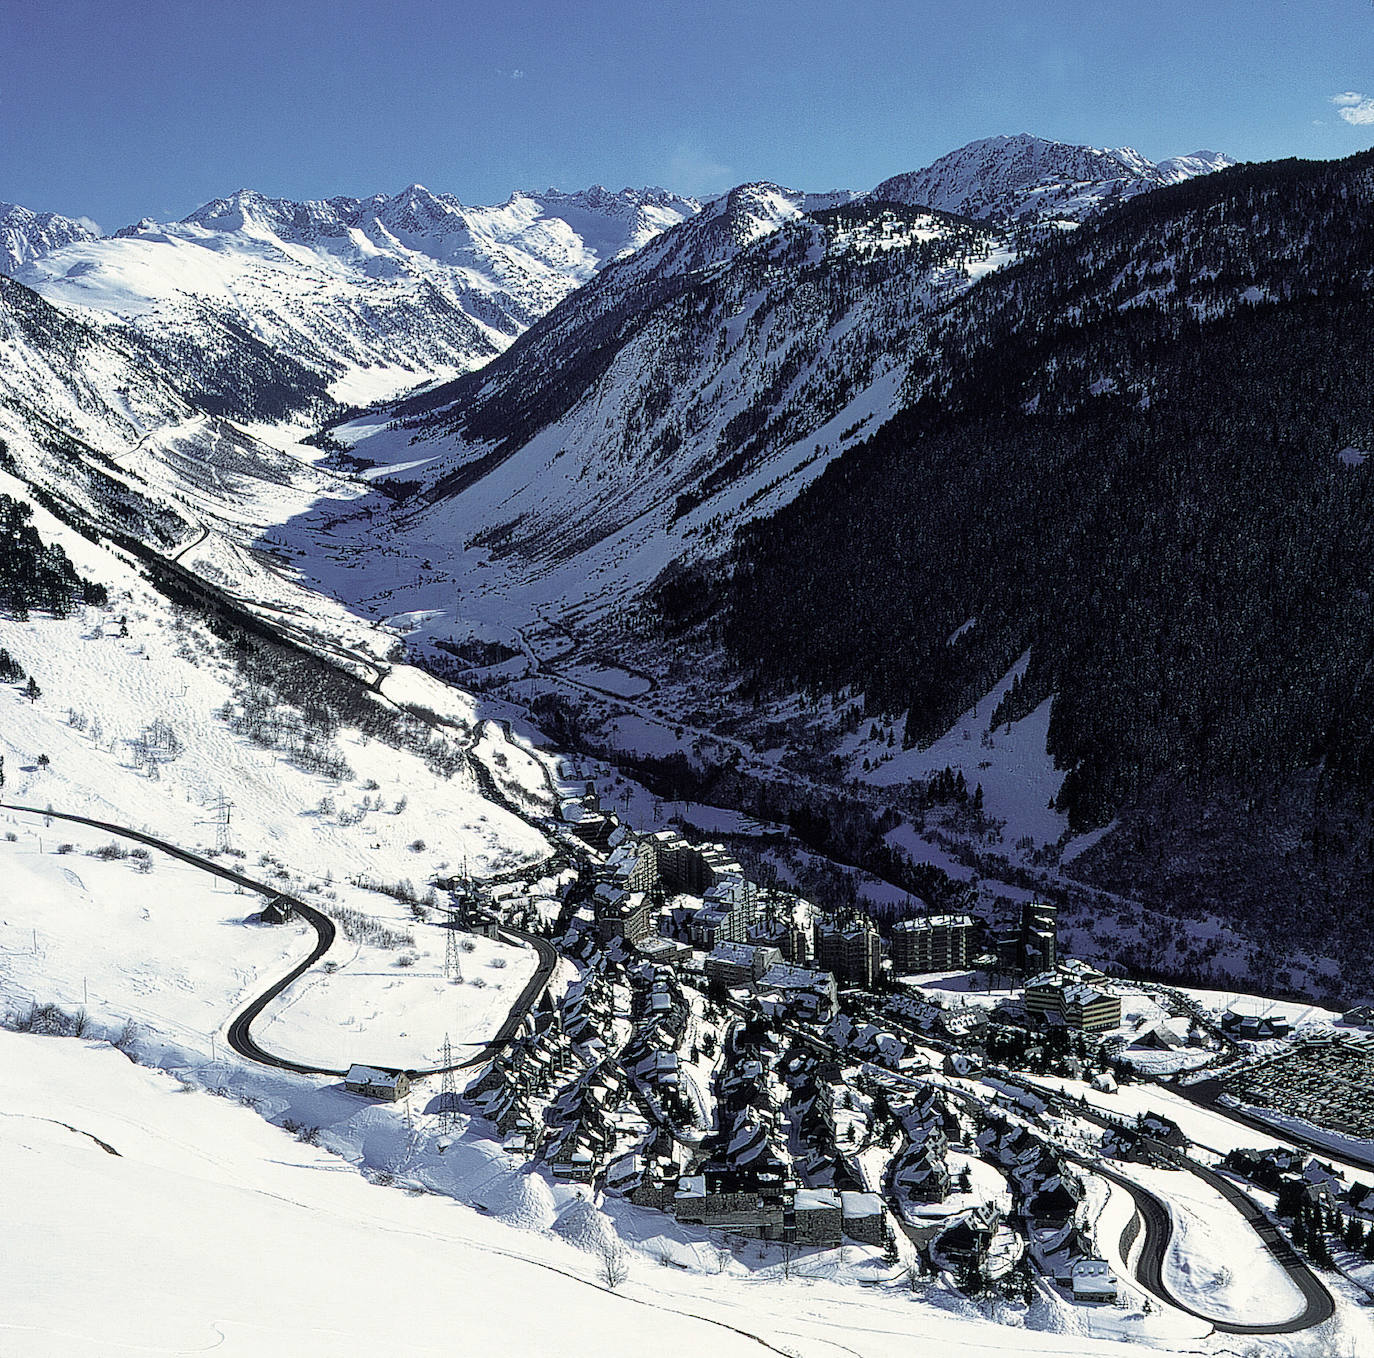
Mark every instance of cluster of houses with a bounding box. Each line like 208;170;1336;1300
889;1082;957;1206
1220;1009;1293;1041
974;1116;1118;1301
1222;1145;1360;1221
603;1003;893;1248
423;806;1142;1294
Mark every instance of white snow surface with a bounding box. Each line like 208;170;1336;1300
871;134;1235;223
14;183;700;403
854;653;1067;847
1124;1164;1307;1325
0;1028;1230;1358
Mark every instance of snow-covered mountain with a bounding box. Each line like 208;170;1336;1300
0;131;1238;633
0;270;380;605
303;137;1236;643
12;183;700;409
305;198;1010;649
871;134;1235;223
0;201;98;276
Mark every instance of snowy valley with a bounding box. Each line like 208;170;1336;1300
6;130;1374;1358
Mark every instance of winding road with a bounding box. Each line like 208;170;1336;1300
1006;1076;1339;1334
0;802;557;1082
1092;1158;1335;1335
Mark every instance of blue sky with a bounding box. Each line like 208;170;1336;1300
6;0;1374;230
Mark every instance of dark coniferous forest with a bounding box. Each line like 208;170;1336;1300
653;150;1374;976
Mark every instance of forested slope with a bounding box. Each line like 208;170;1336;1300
649;150;1374;971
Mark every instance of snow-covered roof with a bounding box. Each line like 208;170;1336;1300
759;963;833;992
345;1064;402;1087
894;914;975;932
708;940;765;966
794;1187;840;1211
1070;1259;1117;1296
840;1191;884;1219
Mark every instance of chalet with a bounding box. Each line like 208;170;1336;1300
893;1140;951;1205
1138;1112;1188;1149
928;1209;996;1271
944;1050;983;1078
549;1141;602;1182
1220;1009;1292;1040
619;1130;694;1209
1027;1181;1080;1225
938;1005;989;1042
1071;1258;1119;1303
258;896;296;924
1132;1019;1189;1050
566;811;622;853
344;1064;410;1102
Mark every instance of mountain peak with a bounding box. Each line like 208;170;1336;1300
871;133;1234;223
0;201;99;275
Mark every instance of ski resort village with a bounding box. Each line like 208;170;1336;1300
5;530;1374;1356
8;17;1374;1348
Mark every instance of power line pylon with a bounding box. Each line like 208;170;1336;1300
438;1035;459;1136
445;925;463;983
198;791;234;856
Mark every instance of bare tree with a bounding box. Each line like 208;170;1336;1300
597;1239;630;1289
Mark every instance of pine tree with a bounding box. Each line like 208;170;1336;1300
1291;1211;1307;1251
1343;1214;1364;1250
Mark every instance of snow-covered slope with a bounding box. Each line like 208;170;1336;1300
0;201;98;276
8;1027;1233;1358
291;137;1234;652
871;134;1235;223
306;199;1011;646
0;272;370;566
14;184;700;408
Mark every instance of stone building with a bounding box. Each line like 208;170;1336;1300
813;914;882;989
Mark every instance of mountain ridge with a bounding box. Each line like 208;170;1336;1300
9;182;703;411
871;133;1235;222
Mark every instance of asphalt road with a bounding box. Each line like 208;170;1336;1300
1;803;557;1082
1020;1078;1337;1334
1091;1157;1335;1334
